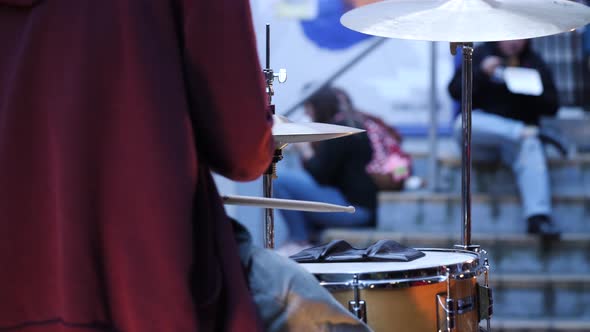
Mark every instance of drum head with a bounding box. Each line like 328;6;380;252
300;249;483;287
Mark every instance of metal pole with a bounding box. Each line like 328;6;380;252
263;172;274;249
263;23;276;249
461;44;474;247
428;41;439;192
266;24;270;70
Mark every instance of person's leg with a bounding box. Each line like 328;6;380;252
274;169;371;242
234;221;373;332
454;112;557;235
468;112;552;217
500;136;552;218
273;170;319;242
468;111;526;147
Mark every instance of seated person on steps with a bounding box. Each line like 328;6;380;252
275;86;413;255
448;39;561;238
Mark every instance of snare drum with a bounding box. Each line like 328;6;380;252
300;248;492;332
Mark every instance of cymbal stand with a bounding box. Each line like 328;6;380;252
450;42;480;252
263;24;287;249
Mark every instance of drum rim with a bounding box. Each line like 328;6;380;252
305;248;486;290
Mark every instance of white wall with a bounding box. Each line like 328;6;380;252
249;0;455;128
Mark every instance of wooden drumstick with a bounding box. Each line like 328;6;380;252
222;195;356;213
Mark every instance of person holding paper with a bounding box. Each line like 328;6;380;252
448;40;561;238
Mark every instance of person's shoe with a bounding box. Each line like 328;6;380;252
527;215;561;240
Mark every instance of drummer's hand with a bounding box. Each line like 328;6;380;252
481;56;503;76
293;142;314;161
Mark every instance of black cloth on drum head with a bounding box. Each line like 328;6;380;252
289;240;425;263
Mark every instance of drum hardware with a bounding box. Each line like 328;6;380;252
479;257;493;331
263;24;287;106
260;24;364;248
436;271;478;332
262;24;287;249
453;41;475;249
348;275;368;324
443;268;456;331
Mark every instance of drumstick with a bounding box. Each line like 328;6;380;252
222;195;355;213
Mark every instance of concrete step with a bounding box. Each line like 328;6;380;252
377;192;590;234
489;319;590;332
321;230;590;274
491;275;590;321
411;154;590;196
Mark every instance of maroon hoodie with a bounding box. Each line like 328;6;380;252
0;0;272;331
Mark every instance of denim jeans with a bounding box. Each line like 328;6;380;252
454;111;552;218
273;169;372;242
234;221;373;332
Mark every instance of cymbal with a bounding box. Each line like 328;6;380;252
341;0;590;42
272;115;365;148
222;195;356;213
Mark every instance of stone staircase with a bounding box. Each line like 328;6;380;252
322;154;590;332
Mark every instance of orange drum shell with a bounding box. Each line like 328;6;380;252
329;276;481;332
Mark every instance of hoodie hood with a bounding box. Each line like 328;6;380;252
0;0;42;7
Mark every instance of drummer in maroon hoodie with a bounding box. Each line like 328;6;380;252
0;1;273;331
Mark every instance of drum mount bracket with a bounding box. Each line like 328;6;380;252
348;275;367;324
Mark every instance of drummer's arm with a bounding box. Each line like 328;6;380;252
180;0;273;181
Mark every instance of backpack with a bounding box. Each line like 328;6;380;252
361;114;412;190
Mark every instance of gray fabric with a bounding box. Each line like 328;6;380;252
234;221;373;332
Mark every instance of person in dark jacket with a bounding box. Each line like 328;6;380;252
274;87;378;254
0;1;274;331
448;40;560;238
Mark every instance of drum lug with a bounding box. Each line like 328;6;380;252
348;300;367;324
436;268;456;332
348;274;368;323
437;294;456;332
479;257;494;331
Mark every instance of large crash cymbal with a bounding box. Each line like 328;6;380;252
272;115;365;149
341;0;590;42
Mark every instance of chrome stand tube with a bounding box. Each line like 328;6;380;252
263;173;274;249
263;151;282;249
461;43;474;247
451;42;475;249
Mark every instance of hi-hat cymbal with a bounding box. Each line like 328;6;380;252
341;0;590;42
272;115;365;149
